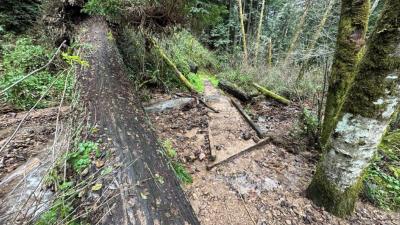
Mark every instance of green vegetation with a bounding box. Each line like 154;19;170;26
364;131;400;211
67;141;100;173
0;0;40;33
163;140;193;184
83;0;124;21
0;37;72;110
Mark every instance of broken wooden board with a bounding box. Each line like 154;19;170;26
204;81;257;169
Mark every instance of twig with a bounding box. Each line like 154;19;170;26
52;71;69;162
0;40;66;96
240;194;257;225
207;137;271;170
198;97;219;113
0;76;62;154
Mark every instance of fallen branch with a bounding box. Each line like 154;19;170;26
206;137;271;170
0;40;66;96
147;36;196;93
230;99;265;138
218;80;251;102
253;83;290;105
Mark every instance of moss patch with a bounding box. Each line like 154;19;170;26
364;131;400;211
307;162;364;217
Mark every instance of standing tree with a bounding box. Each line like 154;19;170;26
237;0;248;64
282;0;312;66
320;0;370;147
307;0;400;217
254;0;267;61
296;0;336;82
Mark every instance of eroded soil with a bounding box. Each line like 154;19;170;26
147;85;400;225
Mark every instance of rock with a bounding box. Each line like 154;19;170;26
199;152;206;161
95;160;105;168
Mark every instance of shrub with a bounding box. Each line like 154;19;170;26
0;37;69;109
364;131;400;211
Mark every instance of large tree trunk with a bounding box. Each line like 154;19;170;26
307;0;400;217
77;18;199;225
320;0;370;147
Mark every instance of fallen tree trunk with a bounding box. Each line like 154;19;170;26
230;99;265;138
77;18;199;225
147;36;197;93
253;83;290;105
218;80;251;102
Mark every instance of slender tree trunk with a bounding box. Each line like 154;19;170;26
307;0;400;217
254;0;267;61
283;0;312;66
296;0;335;82
267;38;272;69
371;0;380;13
320;0;370;147
237;0;248;64
246;0;253;36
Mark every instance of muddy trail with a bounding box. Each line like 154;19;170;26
0;107;70;224
0;17;399;225
145;85;400;224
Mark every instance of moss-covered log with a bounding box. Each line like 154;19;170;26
148;36;197;93
308;0;400;217
320;0;370;147
253;83;290;105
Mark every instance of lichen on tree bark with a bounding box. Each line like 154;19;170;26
308;0;400;217
320;0;370;148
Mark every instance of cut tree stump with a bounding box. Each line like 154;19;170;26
77;18;199;225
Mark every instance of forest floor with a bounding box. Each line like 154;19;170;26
145;82;400;225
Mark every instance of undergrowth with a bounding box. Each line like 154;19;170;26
364;131;400;211
118;28;219;94
0;37;73;110
163;139;193;184
217;63;325;100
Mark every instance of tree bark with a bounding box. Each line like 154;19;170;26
77;18;199;224
307;0;400;217
320;0;370;147
267;38;272;69
237;0;248;64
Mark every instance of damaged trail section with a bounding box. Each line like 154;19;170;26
77;18;199;224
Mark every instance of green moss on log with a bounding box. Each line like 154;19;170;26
253;83;290;105
307;162;364;217
320;0;370;147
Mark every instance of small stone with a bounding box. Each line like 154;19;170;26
81;168;89;176
199;153;206;161
285;220;292;225
95;160;105;168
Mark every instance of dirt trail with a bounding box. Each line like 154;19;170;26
0;107;70;224
77;17;199;225
147;84;400;225
204;81;257;167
